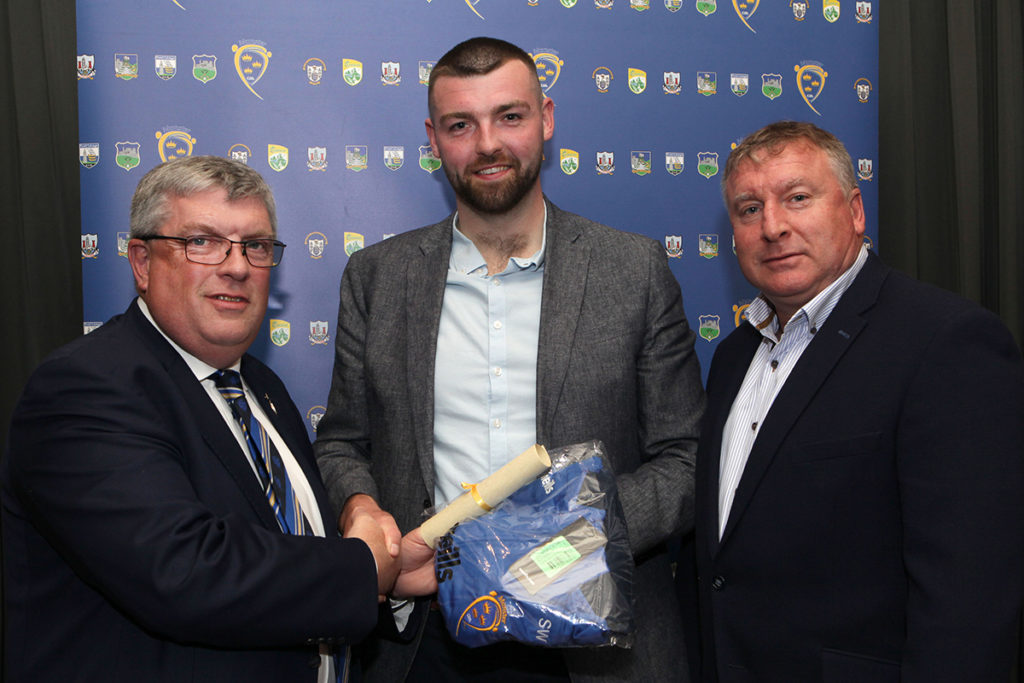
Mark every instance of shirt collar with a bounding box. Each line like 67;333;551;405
136;297;241;379
744;244;869;338
449;204;547;275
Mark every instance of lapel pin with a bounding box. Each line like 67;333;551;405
264;393;277;414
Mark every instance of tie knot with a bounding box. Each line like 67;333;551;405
212;369;244;400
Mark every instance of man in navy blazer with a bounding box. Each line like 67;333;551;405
1;156;416;682
687;121;1024;681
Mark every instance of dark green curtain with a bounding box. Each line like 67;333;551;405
0;0;80;668
880;0;1024;346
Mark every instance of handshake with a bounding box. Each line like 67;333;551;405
341;494;437;602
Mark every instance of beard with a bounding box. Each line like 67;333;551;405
444;152;542;215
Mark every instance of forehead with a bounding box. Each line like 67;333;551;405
430;61;540;115
162;189;272;235
729;141;831;188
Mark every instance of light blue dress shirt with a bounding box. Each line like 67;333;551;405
432;212;547;507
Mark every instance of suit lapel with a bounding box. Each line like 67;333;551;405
536;200;590;444
405;218;453;505
719;255;888;545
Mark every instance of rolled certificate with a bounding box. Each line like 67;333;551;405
419;444;552;548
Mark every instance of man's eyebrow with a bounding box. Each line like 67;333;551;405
438;99;532;124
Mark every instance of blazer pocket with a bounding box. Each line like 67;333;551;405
821;648;899;683
785;431;882;464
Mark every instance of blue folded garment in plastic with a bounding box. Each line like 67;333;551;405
435;440;634;648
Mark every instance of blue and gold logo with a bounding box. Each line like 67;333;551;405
795;61;828;115
155;128;196;162
232;41;271;99
733;0;759;32
531;50;563;94
457;592;507;635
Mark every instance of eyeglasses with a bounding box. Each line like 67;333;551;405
141;235;286;268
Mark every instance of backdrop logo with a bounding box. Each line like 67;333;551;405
155;55;176;80
857;158;873;181
115;141;140;171
697;0;716;14
560;0;578;7
631;0;650;10
343;59;363;85
697;71;717;96
191;54;216;83
560;149;580;175
346;145;368;172
268;144;288;171
305;232;327;258
269;319;290;346
114;53;138;80
419;146;441;173
733;301;752;327
697;152;719;178
531;51;563;94
733;0;759;32
155;128;196;162
731;73;749;96
309;321;330;345
628;68;646;93
306;405;326;432
307;146;327;171
823;0;840;22
665;235;682;258
463;0;486;19
345;232;365;256
856;1;872;22
595;0;613;7
699;233;719;259
79;143;100;168
384;146;405;170
631;151;652;176
303;57;325;85
795;61;828;115
666;0;683;11
665;152;684;175
592;67;613;93
663;71;681;95
77;54;96;79
854;77;872;102
791;0;807;19
232;41;271;99
228;143;251;165
381;61;401;85
117;232;129;258
419;61;435;85
81;234;99;259
456;592;507;636
698;315;721;342
761;73;782;100
596;151;615;175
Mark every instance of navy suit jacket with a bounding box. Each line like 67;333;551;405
690;253;1024;682
2;300;379;682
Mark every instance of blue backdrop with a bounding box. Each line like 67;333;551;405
77;0;878;439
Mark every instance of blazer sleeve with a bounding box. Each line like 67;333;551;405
897;304;1024;680
6;349;380;649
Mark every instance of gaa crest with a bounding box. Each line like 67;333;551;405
114;53;138;80
305;232;328;258
665;153;684;176
630;0;650;10
269;319;291;347
192;54;216;83
155;128;196;162
304;57;326;85
628;68;647;94
631;151;652;176
697;71;717;96
381;61;401;86
346;145;368;172
307;146;327;171
733;0;759;32
731;73;749;96
232;41;272;99
384;146;405;171
117;232;129;258
531;50;563;94
698;315;721;342
761;73;782;100
596;151;615;175
560;149;580;175
592;67;613;93
699;233;719;259
343;59;363;86
595;0;614;7
419;61;435;85
268;144;289;172
309;321;330;345
665;235;682;258
795;61;828;115
307;405;326;432
115;141;141;171
155;55;176;80
854;78;872;103
344;232;365;256
665;0;682;10
697;152;719;179
419;145;441;173
663;71;681;95
823;0;840;22
696;0;716;14
77;54;96;80
228;144;251;165
857;158;873;181
79;143;100;169
856;1;871;22
791;0;807;19
81;234;99;259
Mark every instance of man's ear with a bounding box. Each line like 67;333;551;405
127;239;151;293
425;117;440;158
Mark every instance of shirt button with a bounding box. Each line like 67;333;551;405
493;321;503;330
770;360;778;371
810;326;818;334
493;279;502;286
751;421;758;431
493;419;502;429
494;367;503;376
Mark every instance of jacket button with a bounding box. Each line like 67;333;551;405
711;575;726;591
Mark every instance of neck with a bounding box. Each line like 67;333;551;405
457;188;545;274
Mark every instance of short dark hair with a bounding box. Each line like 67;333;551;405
428;36;542;115
129;155;277;239
723;120;858;196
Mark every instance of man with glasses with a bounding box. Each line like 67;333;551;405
1;156;420;682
